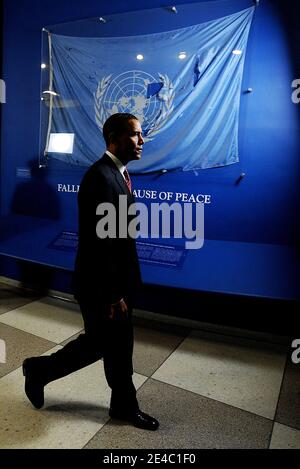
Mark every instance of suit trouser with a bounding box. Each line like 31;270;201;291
41;296;138;410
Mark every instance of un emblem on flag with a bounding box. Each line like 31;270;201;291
94;70;174;141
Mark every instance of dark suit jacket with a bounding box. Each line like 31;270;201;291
73;153;141;304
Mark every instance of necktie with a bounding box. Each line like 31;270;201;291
123;168;132;193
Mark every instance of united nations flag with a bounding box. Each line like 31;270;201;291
48;6;254;172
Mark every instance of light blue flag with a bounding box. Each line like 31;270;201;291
46;6;254;172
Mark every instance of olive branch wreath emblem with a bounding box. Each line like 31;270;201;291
94;73;175;142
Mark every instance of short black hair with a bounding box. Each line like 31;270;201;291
102;113;138;146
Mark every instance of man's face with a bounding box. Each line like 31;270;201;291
115;119;144;163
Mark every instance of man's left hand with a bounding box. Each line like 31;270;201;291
109;298;128;321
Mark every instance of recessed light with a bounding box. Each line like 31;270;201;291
136;54;144;61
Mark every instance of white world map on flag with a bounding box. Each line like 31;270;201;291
94;70;174;141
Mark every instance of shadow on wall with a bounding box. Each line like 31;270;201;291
10;159;61;294
16;260;55;296
11;158;61;220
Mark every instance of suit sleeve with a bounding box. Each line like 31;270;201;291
78;168;125;303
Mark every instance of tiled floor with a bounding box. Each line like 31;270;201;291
0;281;299;449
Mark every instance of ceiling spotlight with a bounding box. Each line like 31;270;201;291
170;6;178;13
136;54;144;61
178;52;187;60
41;63;47;69
232;50;242;55
42;90;60;97
99;17;106;23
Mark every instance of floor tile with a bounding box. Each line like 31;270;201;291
0;283;39;315
85;379;272;449
0;323;55;378
0;346;147;449
270;422;300;449
0;296;84;343
132;316;188;376
275;360;300;430
151;331;286;419
0;284;296;450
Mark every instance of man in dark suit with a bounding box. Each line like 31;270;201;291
22;113;159;431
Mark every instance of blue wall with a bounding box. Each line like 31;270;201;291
0;0;299;300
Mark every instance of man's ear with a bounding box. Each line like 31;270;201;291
108;132;115;144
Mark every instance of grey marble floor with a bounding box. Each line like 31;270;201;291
0;281;299;449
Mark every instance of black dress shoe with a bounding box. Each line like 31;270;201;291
109;408;159;431
22;358;45;409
